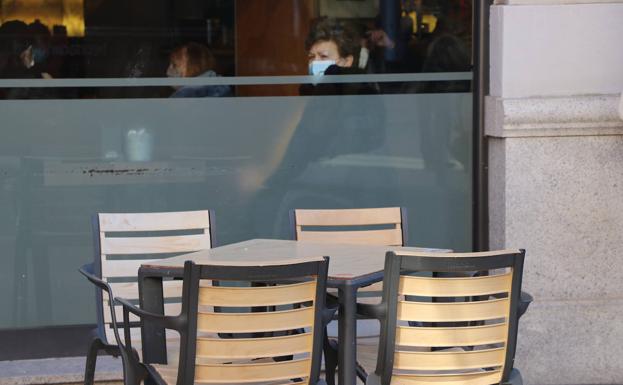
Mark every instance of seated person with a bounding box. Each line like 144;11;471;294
0;20;34;79
302;18;378;96
166;42;231;97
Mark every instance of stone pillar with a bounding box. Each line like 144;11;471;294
487;1;623;384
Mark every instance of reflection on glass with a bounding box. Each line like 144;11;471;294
0;0;84;37
0;0;471;86
0;0;474;330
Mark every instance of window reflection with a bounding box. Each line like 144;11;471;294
0;0;472;98
0;0;475;329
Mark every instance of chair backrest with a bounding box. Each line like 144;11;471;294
291;207;407;246
92;210;214;344
169;258;329;385
373;249;525;385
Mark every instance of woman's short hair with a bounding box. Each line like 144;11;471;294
170;42;216;77
305;18;360;61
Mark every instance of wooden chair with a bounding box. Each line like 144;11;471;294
290;207;407;247
290;207;407;296
290;207;407;384
114;258;332;385
359;249;532;385
79;210;215;385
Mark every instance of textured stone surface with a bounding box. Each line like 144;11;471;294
496;0;623;4
516;299;623;384
490;3;623;98
489;134;623;384
503;136;623;301
488;138;507;248
485;95;623;138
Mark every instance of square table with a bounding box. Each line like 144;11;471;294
137;239;450;385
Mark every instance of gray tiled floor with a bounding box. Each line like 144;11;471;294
0;356;122;385
0;355;617;385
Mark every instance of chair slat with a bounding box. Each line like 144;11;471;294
199;281;316;307
296;228;403;246
101;259;157;278
197;307;314;333
295;207;402;226
101;234;211;255
99;211;211;232
391;369;503;385
397;298;510;322
399;273;512;297
103;302;181;323
395;323;508;347
107;280;183;300
195;358;311;383
197;332;312;359
393;348;506;371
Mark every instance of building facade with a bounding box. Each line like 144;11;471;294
488;1;623;383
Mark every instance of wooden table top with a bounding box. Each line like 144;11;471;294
141;239;451;281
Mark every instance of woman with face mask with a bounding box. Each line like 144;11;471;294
301;19;379;96
306;19;358;76
166;42;231;98
27;20;54;79
247;18;386;238
0;20;35;79
0;20;59;99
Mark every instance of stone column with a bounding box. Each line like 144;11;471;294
487;1;623;384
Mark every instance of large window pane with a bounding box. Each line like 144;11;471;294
0;0;473;329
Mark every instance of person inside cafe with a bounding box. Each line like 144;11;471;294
248;18;386;237
0;20;34;79
300;17;379;95
166;42;232;98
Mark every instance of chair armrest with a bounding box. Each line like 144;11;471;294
518;291;533;319
114;297;181;330
79;263;112;297
79;263;130;348
322;303;339;326
356;302;385;320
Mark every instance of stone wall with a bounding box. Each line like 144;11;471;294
487;2;623;384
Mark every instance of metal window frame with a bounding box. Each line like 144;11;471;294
473;0;493;251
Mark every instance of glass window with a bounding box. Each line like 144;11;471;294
0;0;473;329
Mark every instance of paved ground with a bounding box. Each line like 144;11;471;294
0;356;122;385
0;355;617;385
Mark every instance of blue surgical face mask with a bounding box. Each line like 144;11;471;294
308;60;335;76
32;47;48;64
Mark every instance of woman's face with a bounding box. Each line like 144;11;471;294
166;54;187;78
308;40;353;67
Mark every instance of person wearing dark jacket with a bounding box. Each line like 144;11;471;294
166;42;231;98
249;18;386;237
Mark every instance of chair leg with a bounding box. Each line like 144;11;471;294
356;362;368;382
84;337;120;385
323;330;338;385
84;338;100;385
502;369;523;385
121;347;147;385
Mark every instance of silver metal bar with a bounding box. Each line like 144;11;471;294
0;73;473;88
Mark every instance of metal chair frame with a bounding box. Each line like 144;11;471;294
359;249;532;385
80;210;215;385
289;207;408;384
115;258;333;385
